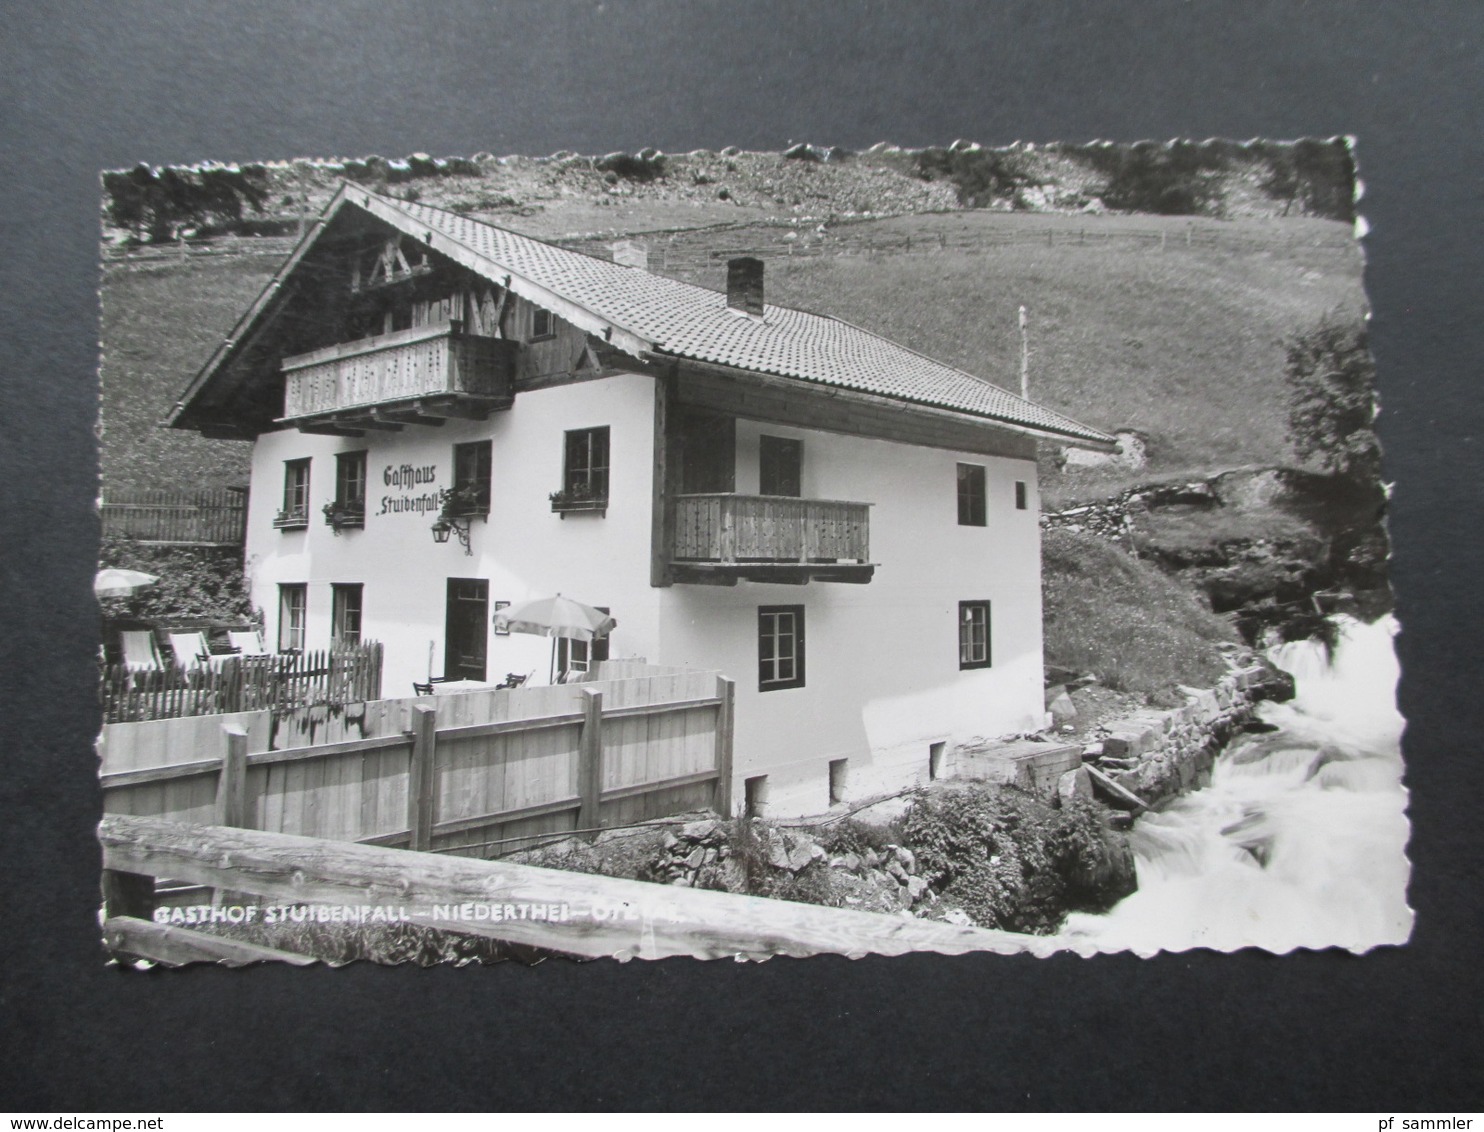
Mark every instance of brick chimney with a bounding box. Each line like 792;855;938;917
726;256;764;317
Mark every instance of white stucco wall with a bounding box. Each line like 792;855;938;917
244;371;661;695
244;373;1044;819
656;419;1044;818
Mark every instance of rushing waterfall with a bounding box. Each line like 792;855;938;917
1061;615;1412;955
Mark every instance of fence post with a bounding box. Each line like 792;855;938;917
408;704;438;852
215;726;248;828
714;676;735;819
578;688;604;834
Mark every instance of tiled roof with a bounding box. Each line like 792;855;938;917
366;190;1111;444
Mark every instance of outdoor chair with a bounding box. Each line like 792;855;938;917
412;681;436;696
119;630;163;673
495;672;530;690
167;631;213;670
228;629;269;656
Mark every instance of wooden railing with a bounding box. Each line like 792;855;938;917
100;666;733;856
280;322;518;421
672;494;871;563
100;488;247;546
99;642;383;723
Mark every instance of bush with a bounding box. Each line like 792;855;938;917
102;163;271;242
901;784;1127;934
914;147;1041;207
98;537;253;624
1284;313;1381;486
1076;140;1229;215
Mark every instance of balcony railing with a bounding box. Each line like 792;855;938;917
671;494;874;584
279;322;517;427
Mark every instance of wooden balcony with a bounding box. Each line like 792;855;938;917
278;322;517;432
670;494;874;585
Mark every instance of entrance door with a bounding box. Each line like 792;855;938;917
444;578;489;681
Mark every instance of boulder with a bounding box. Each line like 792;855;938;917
905;876;930;901
1057;766;1093;806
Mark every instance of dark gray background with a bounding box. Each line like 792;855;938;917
2;0;1480;1111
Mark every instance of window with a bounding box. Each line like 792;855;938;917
828;759;849;806
1015;480;1028;511
959;600;992;670
451;440;492;515
556;607;610;677
334;451;368;519
759;435;802;497
278;584;307;652
758;605;805;691
276;459;311;528
957;463;986;526
560;426;610;504
331;584;363;646
531;306;555;339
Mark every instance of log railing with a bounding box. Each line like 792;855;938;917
99;813;1035;964
671;494;871;564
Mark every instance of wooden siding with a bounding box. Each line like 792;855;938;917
100;664;733;858
672;494;870;564
100;489;247;546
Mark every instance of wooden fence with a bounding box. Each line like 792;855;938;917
100;488;247;546
100;663;733;856
99;643;383;724
99;813;1036;964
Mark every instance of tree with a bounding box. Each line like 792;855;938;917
1284;313;1381;485
102;162;270;242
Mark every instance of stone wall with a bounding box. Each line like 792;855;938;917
1088;663;1276;807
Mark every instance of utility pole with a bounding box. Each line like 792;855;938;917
1018;305;1030;400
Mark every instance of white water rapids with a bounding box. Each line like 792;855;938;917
1059;615;1413;955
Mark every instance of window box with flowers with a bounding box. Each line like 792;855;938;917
548;486;607;516
322;501;365;533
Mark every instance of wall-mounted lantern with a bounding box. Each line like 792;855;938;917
430;514;472;554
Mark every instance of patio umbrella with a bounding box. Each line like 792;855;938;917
493;594;616;683
95;568;159;599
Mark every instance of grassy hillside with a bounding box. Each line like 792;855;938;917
1041;528;1239;700
99;254;273;492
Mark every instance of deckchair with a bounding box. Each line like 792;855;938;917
228;629;269;656
119;630;163;673
167;631;213;670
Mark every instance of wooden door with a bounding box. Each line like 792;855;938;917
444;578;489;680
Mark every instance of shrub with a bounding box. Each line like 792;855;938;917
913;146;1041;207
900;784;1125;934
98;537;253;624
102;163;271;242
1075;140;1229;216
1284;313;1381;486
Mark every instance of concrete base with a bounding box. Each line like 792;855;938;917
956;738;1083;799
